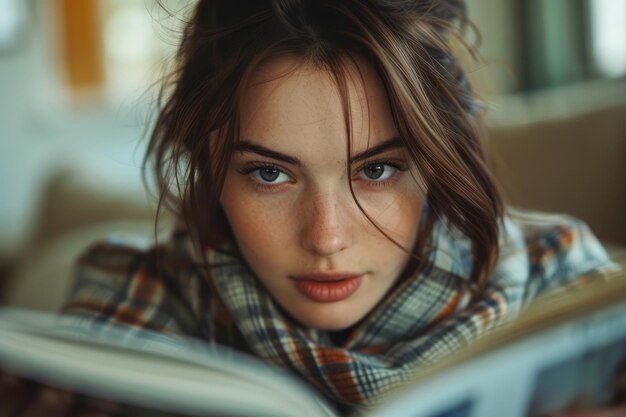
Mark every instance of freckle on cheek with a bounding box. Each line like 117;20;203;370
233;210;279;245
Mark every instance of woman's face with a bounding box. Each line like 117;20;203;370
220;56;424;330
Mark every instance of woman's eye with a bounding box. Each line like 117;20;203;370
358;163;398;181
251;166;291;184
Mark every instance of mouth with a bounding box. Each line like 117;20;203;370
290;273;363;302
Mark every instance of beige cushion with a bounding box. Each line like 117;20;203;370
487;104;626;244
2;220;169;312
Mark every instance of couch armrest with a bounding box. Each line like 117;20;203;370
486;104;626;244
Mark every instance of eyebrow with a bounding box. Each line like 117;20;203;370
350;137;403;163
234;137;404;165
234;141;302;165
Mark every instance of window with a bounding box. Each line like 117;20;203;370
56;0;187;101
520;0;626;91
99;0;184;101
0;0;26;51
589;0;626;78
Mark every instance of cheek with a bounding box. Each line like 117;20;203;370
359;189;423;247
220;185;291;263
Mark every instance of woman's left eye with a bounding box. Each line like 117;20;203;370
358;163;398;181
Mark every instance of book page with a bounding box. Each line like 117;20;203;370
0;309;336;417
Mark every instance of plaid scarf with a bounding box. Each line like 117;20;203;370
202;209;610;409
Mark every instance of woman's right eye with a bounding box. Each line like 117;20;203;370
250;166;291;184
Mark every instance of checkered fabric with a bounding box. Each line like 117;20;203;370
63;208;611;410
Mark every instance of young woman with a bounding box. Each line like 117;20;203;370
3;0;619;416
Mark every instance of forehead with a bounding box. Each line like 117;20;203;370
238;55;398;155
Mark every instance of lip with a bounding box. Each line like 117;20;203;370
290;273;363;302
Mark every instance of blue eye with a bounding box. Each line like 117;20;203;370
359;163;398;181
252;166;291;184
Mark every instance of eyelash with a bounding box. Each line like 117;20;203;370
238;159;408;191
238;162;292;192
354;159;408;188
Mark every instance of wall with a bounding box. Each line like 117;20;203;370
0;1;148;258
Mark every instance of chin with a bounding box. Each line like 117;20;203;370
289;303;366;331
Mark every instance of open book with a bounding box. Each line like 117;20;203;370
1;265;625;417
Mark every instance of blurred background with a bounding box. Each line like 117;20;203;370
0;0;625;310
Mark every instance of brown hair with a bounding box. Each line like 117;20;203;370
145;0;504;294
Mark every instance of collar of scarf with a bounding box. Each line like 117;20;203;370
196;209;608;409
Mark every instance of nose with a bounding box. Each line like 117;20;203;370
299;189;353;257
